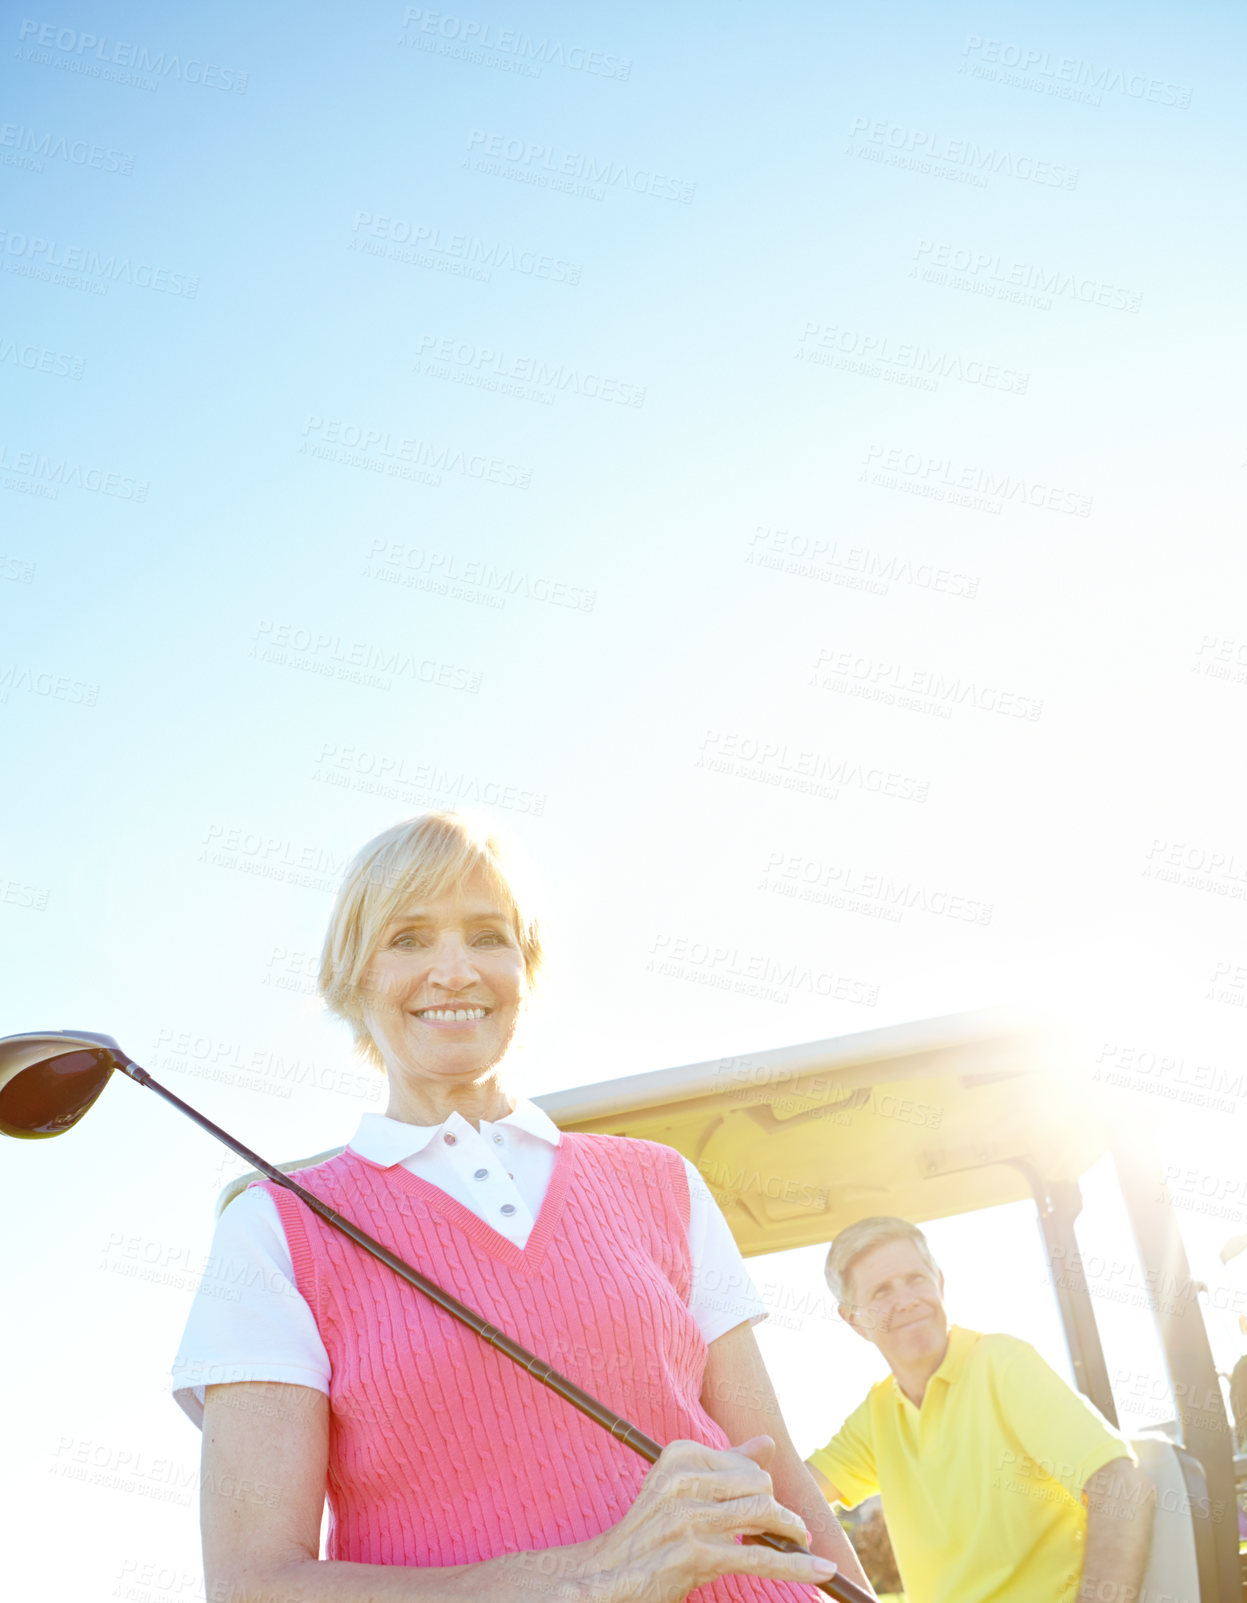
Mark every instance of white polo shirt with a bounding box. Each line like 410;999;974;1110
172;1099;768;1428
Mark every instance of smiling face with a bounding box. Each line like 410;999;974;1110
842;1237;949;1371
358;865;528;1107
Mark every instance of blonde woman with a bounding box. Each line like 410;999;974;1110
173;812;870;1603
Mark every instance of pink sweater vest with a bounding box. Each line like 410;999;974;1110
257;1133;818;1602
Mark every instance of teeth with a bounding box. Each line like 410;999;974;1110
418;1007;487;1022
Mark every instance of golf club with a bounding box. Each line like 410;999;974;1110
1;1029;873;1603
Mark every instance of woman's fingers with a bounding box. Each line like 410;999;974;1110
590;1438;839;1598
642;1439;808;1543
692;1491;811;1544
650;1462;775;1509
730;1542;840;1586
730;1434;776;1469
646;1437;776;1502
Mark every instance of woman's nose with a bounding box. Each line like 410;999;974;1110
427;937;479;987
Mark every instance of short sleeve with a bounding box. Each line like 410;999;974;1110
170;1185;331;1430
989;1337;1136;1497
682;1156;769;1344
808;1393;879;1508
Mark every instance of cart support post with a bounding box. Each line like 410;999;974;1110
1112;1138;1240;1603
1023;1170;1119;1426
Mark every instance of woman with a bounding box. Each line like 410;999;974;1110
173;812;871;1602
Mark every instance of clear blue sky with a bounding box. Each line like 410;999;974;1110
3;3;1245;1596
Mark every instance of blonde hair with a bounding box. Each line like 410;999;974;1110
318;812;542;1069
824;1216;941;1307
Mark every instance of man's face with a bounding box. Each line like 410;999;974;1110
841;1238;948;1370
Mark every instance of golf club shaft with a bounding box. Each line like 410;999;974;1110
121;1058;873;1603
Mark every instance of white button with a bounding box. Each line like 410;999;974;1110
500;1204;516;1216
493;1134;503;1144
473;1168;489;1180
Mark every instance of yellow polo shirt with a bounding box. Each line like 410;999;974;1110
808;1327;1134;1603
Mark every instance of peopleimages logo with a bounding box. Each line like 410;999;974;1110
960;35;1192;109
647;932;879;1009
15;18;248;92
399;9;631;80
314;741;549;816
862;443;1093;518
299;416;531;491
797;321;1029;395
759;849;993;927
414;332;646;408
912;240;1143;314
809;648;1044;722
0;336;84;379
350;211;582;286
364;538;596;613
846;116;1078;190
697;730;930;805
0;122;135;175
0;442;149;500
250;619;483;696
0;663;99;706
746;525;981;601
0;228;198;297
465;129;695;203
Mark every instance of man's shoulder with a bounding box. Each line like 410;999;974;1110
969;1329;1035;1358
857;1371;900;1411
959;1328;1044;1375
954;1328;1083;1410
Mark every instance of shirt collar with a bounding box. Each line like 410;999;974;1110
931;1324;976;1386
891;1324;977;1408
347;1095;563;1167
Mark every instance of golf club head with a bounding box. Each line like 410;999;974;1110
0;1030;127;1138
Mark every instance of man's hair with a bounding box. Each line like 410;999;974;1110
318;811;543;1069
824;1216;941;1308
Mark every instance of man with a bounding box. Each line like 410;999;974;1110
805;1217;1155;1603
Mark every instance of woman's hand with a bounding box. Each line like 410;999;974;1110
579;1434;838;1602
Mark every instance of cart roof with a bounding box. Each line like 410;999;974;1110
533;1009;1107;1257
215;1010;1107;1243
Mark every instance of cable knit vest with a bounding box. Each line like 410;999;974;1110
256;1132;817;1601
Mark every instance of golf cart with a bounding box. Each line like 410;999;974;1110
529;1010;1243;1603
7;1010;1234;1601
202;1007;1240;1599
